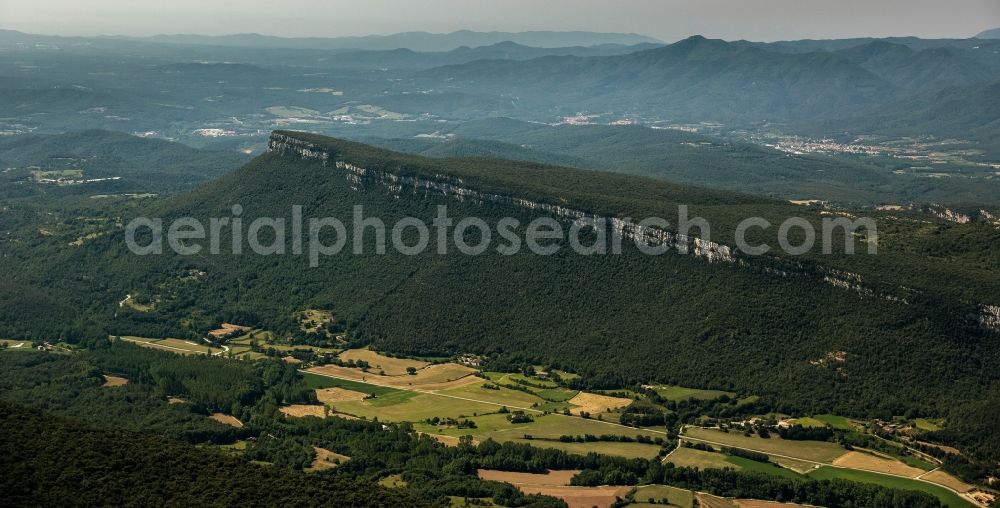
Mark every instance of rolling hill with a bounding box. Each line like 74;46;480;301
138;29;662;51
0;130;250;195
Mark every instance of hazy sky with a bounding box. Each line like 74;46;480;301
2;0;998;41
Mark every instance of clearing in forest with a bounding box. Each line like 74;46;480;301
666;446;736;470
477;469;579;486
207;323;251;339
307;362;478;390
567;392;632;415
684;427;847;463
338;348;429;376
315;387;368;404
101;375;128;387
832;451;925;477
209;413;244;427
633;484;694;507
280;405;328;418
309;447;349;471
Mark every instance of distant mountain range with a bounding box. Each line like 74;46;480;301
976;27;1000;39
418;35;1000;124
133;30;662;52
291;40;663;70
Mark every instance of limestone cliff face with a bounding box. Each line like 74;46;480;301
269;133;735;263
267;132;998;330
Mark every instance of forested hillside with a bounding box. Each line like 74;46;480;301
1;133;996;465
0;401;439;507
0;130;250;196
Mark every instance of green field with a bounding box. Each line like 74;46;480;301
632;484;694;507
811;414;854;430
303;370;665;458
808;467;972;507
413;411;664;459
684;427;847;463
914;418;944;431
301;372;401;396
507;437;662;459
439;383;548;408
725;456;804;480
666;447;734;470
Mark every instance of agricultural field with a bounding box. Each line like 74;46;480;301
665;446;735;470
696;493;738;508
566;392;633;416
807;467;973;507
921;470;974;493
506;438;662;460
280;405;328;418
683;427;848;463
521;485;631;508
439;383;550;408
339;348;429;375
120;336;226;356
477;469;579;486
304;363;666;459
631;484;694;507
809;414;854;430
725;456;804;480
831;451;926;477
209;413;244;428
914;418;944;431
307;360;479;390
207;323;251;339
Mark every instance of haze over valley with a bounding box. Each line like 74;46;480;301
1;3;999;507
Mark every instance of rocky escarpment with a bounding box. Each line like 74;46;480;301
268;132;998;330
270;132;736;262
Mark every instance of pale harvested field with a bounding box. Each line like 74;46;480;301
666;447;735;470
735;500;818;507
121;336;222;356
167;397;186;405
921;470;974;493
209;413;244;428
477;469;580;486
101;375;128;387
208;323;250;338
315;387;368;404
697;493;738;508
519;485;631;508
282;355;303;364
280;405;327;418
567;392;632;415
771;456;821;474
310;446;349;471
339;348;429;376
425;433;478;447
684;427;847;463
307;362;478;390
832;451;924;477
